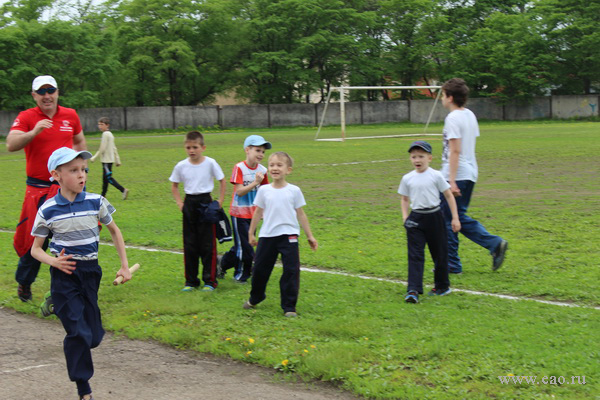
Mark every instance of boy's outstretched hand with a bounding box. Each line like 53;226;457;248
52;249;77;275
115;265;132;284
307;236;318;251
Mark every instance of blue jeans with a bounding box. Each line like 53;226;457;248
440;180;503;273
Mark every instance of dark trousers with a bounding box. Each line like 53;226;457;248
404;209;450;294
249;235;300;313
221;217;254;281
101;163;125;197
440;180;503;273
182;194;218;288
51;259;104;397
16;239;48;286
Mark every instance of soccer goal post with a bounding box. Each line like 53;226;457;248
314;86;442;141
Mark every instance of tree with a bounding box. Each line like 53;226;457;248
535;0;600;94
235;0;367;104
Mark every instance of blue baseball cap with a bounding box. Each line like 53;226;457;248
408;141;432;153
243;135;272;149
48;147;92;174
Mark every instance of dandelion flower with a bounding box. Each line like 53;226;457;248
248;338;255;344
310;345;316;349
282;360;289;366
304;349;309;353
225;338;231;341
246;351;252;355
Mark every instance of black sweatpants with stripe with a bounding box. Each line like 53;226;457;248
404;209;450;294
182;194;218;288
249;235;300;313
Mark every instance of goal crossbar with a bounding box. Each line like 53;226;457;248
315;85;442;141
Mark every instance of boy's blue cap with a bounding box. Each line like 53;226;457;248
408;141;432;153
244;135;272;149
48;147;92;174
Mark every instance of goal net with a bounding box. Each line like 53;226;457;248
314;86;442;141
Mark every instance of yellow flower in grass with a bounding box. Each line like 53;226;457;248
246;351;252;356
248;338;255;344
193;315;198;319
507;373;515;376
281;359;289;366
303;349;309;353
225;337;231;341
310;345;316;349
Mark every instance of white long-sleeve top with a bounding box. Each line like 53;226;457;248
91;130;121;164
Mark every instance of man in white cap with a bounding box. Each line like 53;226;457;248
6;75;87;302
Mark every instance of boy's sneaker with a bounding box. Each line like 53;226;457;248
242;301;255;310
201;285;215;292
122;188;129;200
284;311;298;317
18;284;32;302
181;286;196;292
492;240;508;271
40;291;55;317
404;291;419;304
428;287;452;296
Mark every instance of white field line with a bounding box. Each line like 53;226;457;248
99;241;600;311
1;229;597;311
1;363;57;374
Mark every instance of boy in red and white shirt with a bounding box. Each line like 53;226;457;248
219;135;271;283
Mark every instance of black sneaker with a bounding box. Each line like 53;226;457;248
18;284;32;302
428;288;452;296
404;291;419;304
216;255;225;279
492;240;508;271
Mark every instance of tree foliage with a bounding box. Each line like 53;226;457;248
0;0;597;108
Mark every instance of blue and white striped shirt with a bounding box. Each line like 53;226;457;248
31;190;115;260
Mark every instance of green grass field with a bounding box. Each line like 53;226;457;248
1;121;598;399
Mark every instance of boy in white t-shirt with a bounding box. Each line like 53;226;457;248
440;78;508;274
170;131;226;291
399;141;460;304
243;152;318;317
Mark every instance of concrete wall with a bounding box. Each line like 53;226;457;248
410;99;447;123
362;101;409;124
0;110;19;134
174;106;219;128
269;104;316;127
221;105;269;128
552;95;598;119
1;95;597;136
78;107;126;133
126;106;174;131
504;97;551;120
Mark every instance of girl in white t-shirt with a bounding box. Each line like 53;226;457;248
243;152;318;317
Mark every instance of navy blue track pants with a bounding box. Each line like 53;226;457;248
51;259;104;397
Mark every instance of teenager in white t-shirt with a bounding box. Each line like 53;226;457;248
243;152;317;317
169;131;226;291
399;141;460;304
440;78;508;274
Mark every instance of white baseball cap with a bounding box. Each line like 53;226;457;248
32;75;58;91
48;147;92;174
